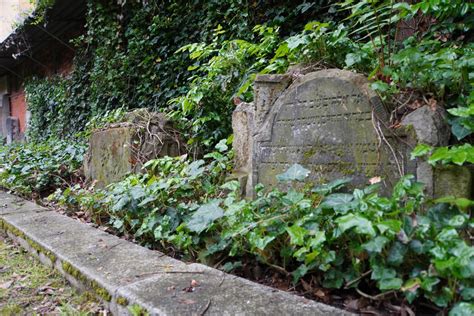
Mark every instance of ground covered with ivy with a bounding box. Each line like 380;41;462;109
1;0;473;314
0;234;105;315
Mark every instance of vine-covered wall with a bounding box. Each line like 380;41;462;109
23;0;341;143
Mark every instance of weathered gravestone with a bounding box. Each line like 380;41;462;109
6;116;20;144
233;69;411;197
84;109;182;188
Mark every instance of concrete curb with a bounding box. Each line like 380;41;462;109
0;192;352;315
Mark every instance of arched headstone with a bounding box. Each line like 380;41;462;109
250;69;407;194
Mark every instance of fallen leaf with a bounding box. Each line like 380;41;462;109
369;176;381;184
0;280;14;289
178;298;196;305
182;286;194;292
344;298;361;311
301;279;312;292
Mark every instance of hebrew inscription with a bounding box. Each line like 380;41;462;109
252;69;405;191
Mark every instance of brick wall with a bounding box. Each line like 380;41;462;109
9;88;27;133
6;36;77;138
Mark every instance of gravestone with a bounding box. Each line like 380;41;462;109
84;110;182;188
6;116;20;144
235;69;410;197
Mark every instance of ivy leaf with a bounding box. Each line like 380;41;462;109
248;232;275;250
345;53;361;67
215;139;228;152
377;220;402;234
185;160;205;178
460;287;474;301
283;189;305;205
320;193;355;213
276;164;310;182
336;214;376;236
286;35;307;49
186;200;224;233
286;225;308;246
428;147;449;165
410;143;432;160
378;278;403;290
430;287;454;307
371;266;396;280
363;236;389;253
387;242;407;266
292;264;308;283
450;117;472;140
309;231;326;249
435;196;474;211
322;270;344;288
401;278;421;293
449;302;474;316
421;277;440;292
436;228;459;243
221;261;242;273
312;177;352;195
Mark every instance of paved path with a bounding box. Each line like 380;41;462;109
0;191;350;315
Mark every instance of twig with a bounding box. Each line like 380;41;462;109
344;269;372;289
266;262;290;276
356;288;395;301
218;272;226;287
135;270;205;278
371;110;404;177
199;299;211;316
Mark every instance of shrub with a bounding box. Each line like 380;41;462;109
0;140;86;196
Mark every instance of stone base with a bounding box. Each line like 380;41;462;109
434;165;473;199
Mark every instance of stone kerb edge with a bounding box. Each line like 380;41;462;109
0;216;118;309
0;195;352;316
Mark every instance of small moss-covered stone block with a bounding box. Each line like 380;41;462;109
434;165;473;199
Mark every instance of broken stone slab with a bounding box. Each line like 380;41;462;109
434;165;473;199
0;192;351;315
401;106;450;147
400;105;472;198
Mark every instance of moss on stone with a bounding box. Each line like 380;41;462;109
61;262;112;302
116;296;129;306
128;304;149;316
1;221;25;239
90;280;112;302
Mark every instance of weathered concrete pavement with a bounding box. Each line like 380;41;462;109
0;191;351;315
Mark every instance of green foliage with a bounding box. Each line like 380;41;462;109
52;161;473;312
411;143;474;166
79;140;234;248
24;0;340;146
6;1;474;313
23;0;472;155
0;139;86;195
25;77;68;141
